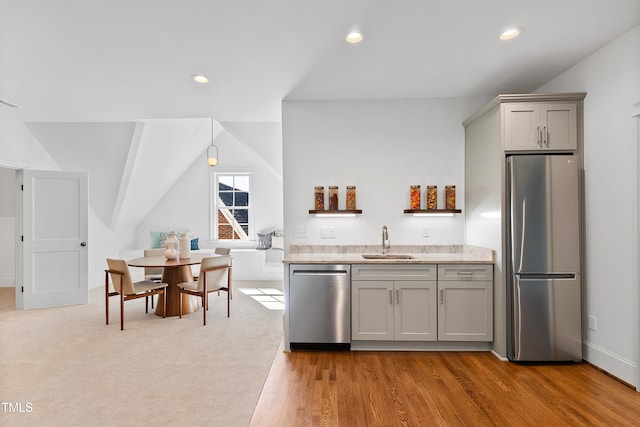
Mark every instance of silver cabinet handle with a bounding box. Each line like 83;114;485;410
543;126;547;145
457;271;474;276
536;126;541;145
388;289;393;305
395;289;399;304
439;289;444;304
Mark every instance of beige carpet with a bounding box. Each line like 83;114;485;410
0;282;284;427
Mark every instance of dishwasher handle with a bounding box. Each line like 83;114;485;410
292;270;349;276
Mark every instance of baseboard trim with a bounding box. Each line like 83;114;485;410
491;349;508;361
583;340;637;388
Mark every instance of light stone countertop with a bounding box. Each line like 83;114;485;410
283;244;494;264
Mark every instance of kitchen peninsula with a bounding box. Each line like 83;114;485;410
283;245;494;352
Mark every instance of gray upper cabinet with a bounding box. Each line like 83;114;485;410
503;102;578;151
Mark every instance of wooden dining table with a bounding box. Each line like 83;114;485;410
127;253;213;317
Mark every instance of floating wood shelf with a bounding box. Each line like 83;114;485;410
309;210;363;215
404;209;462;214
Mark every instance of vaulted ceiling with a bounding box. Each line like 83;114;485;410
1;0;639;123
1;1;638;230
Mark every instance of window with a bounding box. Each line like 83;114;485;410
213;174;251;241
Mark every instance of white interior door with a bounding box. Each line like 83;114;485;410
19;170;88;309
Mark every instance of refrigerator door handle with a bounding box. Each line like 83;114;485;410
513;198;527;273
515;273;577;280
508;156;527;274
514;279;522;359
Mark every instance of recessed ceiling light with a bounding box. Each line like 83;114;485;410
499;27;522;41
346;31;364;44
191;74;209;84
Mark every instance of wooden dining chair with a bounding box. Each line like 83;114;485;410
193;247;231;301
105;258;168;330
177;255;232;326
214;247;232;299
143;248;165;309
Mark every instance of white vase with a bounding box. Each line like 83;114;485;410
165;232;178;249
165;233;178;260
164;243;177;260
179;236;191;258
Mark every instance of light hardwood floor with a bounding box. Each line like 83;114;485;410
0;287;14;311
251;343;640;426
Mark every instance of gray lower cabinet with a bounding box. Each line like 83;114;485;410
351;265;437;341
437;264;493;342
352;263;493;343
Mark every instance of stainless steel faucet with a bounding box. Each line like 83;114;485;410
382;225;390;254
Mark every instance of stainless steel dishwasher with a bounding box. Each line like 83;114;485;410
288;264;351;348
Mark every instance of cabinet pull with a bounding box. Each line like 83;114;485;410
536;126;541;145
439;289;444;304
543;126;547;145
395;289;400;305
388;289;393;305
457;271;475;276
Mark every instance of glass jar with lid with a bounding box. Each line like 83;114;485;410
328;186;339;210
426;185;438;210
314;186;325;210
346;186;357;210
410;185;421;210
445;185;456;210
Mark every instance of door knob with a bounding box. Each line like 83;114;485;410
80;242;87;247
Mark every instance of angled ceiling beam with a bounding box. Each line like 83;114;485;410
110;121;145;230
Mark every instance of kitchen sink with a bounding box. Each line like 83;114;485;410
361;254;415;259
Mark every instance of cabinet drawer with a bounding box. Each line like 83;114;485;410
352;264;437;281
438;264;493;281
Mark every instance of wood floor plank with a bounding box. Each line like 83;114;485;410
251;343;640;426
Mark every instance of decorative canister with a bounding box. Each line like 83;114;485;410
346;186;357;210
314;186;325;210
178;233;191;259
410;185;421;210
328;186;339;210
426;185;438;210
164;246;177;260
164;233;178;260
445;185;456;210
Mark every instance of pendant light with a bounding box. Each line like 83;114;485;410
207;118;218;167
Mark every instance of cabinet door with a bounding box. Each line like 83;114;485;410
438;281;493;341
394;281;437;341
540;103;577;150
503;103;540;150
504;102;578;151
352;281;394;341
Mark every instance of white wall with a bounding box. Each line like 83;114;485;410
134;129;284;280
0;112;59;287
282;98;487;249
537;25;640;384
0;168;16;286
135;129;283;249
0;111;134;290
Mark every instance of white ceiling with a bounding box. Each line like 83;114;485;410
1;0;639;123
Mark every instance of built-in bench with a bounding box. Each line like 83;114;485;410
118;248;283;282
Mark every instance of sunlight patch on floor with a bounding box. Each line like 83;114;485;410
238;288;284;310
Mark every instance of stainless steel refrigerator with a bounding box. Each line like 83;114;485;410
506;154;582;362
